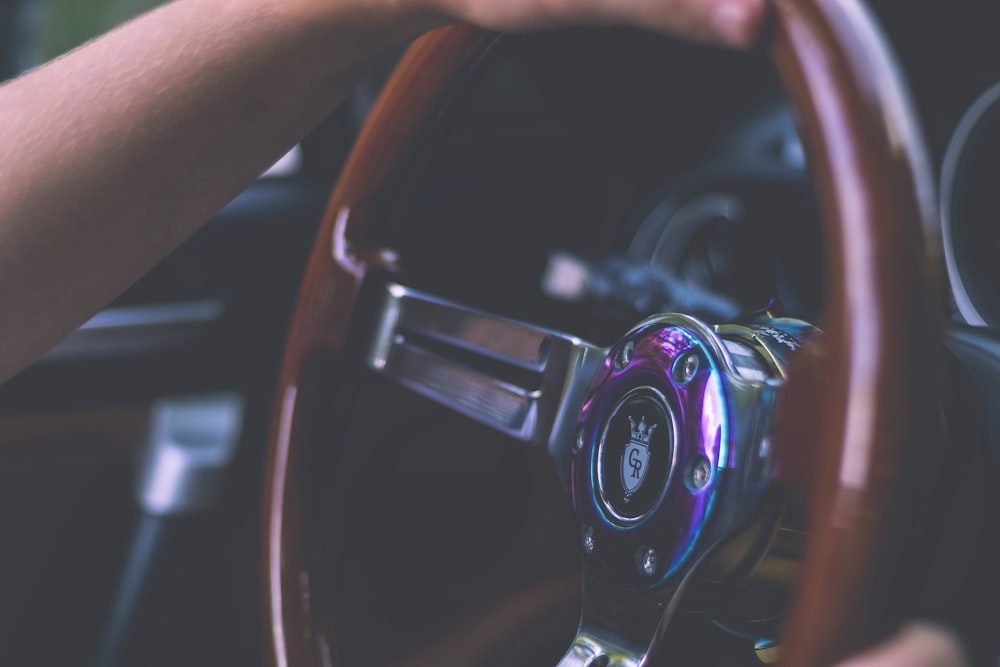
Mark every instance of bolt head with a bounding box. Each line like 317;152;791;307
687;457;712;490
582;525;595;555
673;351;699;384
638;546;657;576
614;340;634;371
758;437;771;459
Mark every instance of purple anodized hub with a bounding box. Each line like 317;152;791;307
570;316;732;590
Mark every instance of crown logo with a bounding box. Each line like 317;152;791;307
628;416;657;444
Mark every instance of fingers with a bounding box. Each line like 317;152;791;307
430;0;769;49
834;623;970;667
708;0;767;47
571;0;768;48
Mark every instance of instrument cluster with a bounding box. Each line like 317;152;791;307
542;100;826;328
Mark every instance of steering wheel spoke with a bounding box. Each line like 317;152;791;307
558;596;673;667
366;282;607;476
556;553;704;667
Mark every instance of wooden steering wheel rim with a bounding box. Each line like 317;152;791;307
263;1;941;665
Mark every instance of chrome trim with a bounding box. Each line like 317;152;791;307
940;81;1000;326
555;623;646;667
367;283;606;481
554;565;700;667
594;385;678;526
42;299;224;361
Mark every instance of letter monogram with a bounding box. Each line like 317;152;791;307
622;415;655;498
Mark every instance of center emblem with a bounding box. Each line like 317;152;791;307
597;388;673;523
622;416;656;498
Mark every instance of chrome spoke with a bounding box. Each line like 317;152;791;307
366;283;607;475
555;564;695;667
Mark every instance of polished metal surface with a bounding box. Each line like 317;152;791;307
368;282;814;667
573;313;783;586
368;283;607;479
556;629;642;667
558;312;808;667
638;547;658;576
715;314;817;378
672;351;699;384
686;457;711;490
614;340;634;371
555;627;643;667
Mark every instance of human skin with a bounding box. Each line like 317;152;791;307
836;623;968;667
0;0;970;664
0;0;763;385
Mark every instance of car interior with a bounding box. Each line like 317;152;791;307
0;0;997;665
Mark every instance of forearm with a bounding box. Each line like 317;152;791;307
0;0;437;382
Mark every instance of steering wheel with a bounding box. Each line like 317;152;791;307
263;0;942;665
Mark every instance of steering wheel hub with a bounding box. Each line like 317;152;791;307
573;315;740;589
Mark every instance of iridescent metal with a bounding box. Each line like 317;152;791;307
637;547;658;577
672;351;699;384
582;525;596;555
614;340;635;371
366;282;816;667
571;315;735;589
558;313;813;667
686;456;712;491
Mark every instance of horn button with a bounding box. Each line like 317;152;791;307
597;388;676;523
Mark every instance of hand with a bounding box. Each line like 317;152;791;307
423;0;768;48
835;623;970;667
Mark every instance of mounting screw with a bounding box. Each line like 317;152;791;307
687;457;712;491
754;638;781;664
672;351;699;384
582;525;596;555
573;425;586;454
614;340;634;371
759;437;771;459
637;546;657;576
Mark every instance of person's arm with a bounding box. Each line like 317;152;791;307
0;0;764;384
0;0;423;383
